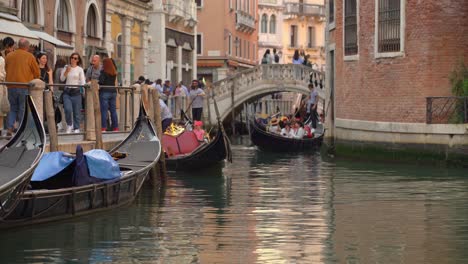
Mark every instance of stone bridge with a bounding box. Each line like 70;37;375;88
204;64;325;124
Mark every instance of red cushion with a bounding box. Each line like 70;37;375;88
177;131;200;154
162;135;180;156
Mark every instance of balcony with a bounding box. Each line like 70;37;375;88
284;3;325;18
236;10;255;33
165;0;197;27
259;0;280;6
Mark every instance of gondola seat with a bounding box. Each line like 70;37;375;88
162;131;200;157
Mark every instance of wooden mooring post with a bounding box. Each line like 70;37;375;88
44;89;58;151
150;89;167;185
90;80;103;149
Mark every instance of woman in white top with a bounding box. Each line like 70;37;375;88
60;52;85;133
289;121;305;139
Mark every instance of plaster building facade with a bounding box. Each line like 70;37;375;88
0;0;106;66
325;0;468;163
106;0;151;85
197;0;258;83
147;0;197;85
258;0;326;69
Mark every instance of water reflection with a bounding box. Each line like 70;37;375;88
0;141;467;263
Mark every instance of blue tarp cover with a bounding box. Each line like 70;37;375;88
32;150;121;182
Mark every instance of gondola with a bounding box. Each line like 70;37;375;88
0;96;46;221
163;120;232;170
1;104;161;228
249;118;324;152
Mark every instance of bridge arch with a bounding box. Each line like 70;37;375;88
206;64;325;124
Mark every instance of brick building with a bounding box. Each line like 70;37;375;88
325;0;468;162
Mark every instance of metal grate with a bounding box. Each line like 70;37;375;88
426;97;468;124
344;0;358;55
378;0;401;53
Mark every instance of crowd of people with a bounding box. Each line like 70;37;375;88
0;37;208;137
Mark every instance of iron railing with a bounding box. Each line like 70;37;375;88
426;96;468;124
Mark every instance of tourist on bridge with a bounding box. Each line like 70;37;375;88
292;50;304;65
261;49;271;64
86;55;101;82
5;38;40;136
189;79;205;121
98;58;119;132
60;52;85;133
36;52;53;86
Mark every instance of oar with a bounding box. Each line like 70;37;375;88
210;84;232;163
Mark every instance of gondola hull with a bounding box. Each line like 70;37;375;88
165;127;231;171
1;105;161;229
249;120;323;152
0;96;45;221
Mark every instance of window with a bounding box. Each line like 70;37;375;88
246;0;250;13
269;15;276;34
57;0;70;31
229;0;233;10
344;0;358;55
307;26;315;48
228;34;232;55
196;33;202;55
290;25;297;47
195;0;202;8
116;34;123;58
253;43;256;61
247;41;250;59
21;0;37;24
87;5;98;38
377;0;401;53
235;37;239;56
261;14;268;33
239;39;242;58
329;0;335;24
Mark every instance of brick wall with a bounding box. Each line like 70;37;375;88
329;0;468;123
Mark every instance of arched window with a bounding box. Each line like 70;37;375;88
261;14;268;33
21;0;37;24
86;5;98;37
116;34;123;58
57;0;70;31
269;15;276;34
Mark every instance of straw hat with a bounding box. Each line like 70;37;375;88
270;118;279;125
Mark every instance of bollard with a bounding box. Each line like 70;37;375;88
132;84;141;125
29;79;45;122
147;89;154;121
44;90;58;151
85;84;96;140
91;80;103;149
151;89;167;181
118;88;125;131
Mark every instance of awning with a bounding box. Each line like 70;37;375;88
0;13;39;46
30;30;73;56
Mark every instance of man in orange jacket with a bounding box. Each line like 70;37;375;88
5;38;40;135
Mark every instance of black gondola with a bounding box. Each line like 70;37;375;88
249;118;324;152
1;104;161;228
0;96;45;221
164;121;232;170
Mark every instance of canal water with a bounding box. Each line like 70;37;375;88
1;137;467;263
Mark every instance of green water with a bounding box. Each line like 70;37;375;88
0;138;467;263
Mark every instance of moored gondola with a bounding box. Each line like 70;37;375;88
1;104;161;228
249;118;324;152
163;121;232;170
0;96;46;221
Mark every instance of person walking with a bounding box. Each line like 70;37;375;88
5;38;40;135
98;58;119;132
60;52;85;133
189;79;205;121
86;55;101;82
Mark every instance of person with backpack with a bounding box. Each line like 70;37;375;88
273;48;280;64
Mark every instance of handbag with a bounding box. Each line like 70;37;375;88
1;86;10;113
